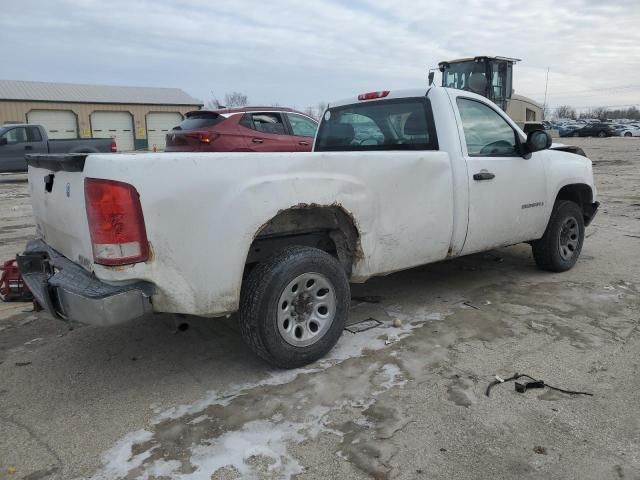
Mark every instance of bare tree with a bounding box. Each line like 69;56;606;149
554;105;576;120
317;102;327;117
206;91;221;110
591;106;609;121
224;92;249;107
304;106;317;119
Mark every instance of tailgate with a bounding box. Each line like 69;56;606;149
26;154;94;270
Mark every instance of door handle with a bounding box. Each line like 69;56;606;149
24;145;33;150
473;171;495;181
252;138;264;144
298;141;309;146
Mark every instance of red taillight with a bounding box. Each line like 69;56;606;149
84;178;149;266
358;90;390;101
185;132;218;144
110;140;117;152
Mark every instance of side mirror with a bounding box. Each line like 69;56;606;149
0;138;7;146
525;130;552;154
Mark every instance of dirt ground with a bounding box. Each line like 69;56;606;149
0;138;639;480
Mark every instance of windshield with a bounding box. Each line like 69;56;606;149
315;98;438;152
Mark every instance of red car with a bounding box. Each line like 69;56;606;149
165;107;318;152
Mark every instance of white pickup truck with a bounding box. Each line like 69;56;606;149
18;87;598;367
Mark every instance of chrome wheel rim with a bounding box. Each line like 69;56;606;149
558;216;579;261
277;272;337;347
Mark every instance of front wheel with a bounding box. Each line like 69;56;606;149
239;246;350;368
597;130;607;138
624;132;632;137
532;200;585;272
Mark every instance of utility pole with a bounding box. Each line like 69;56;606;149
543;67;550;119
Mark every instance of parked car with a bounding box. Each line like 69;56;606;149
0;124;116;173
570;123;616;137
611;125;627;136
165;107;318;152
558;125;580;137
18;87;598;367
620;126;640;137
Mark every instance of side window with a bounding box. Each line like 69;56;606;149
1;127;27;144
27;127;43;142
250;113;286;135
286;113;317;137
525;108;536;122
456;98;518;156
239;113;253;129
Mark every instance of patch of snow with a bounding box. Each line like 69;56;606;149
187;415;209;425
136;459;181;480
376;364;407;393
92;430;154;479
175;413;336;480
95;305;447;479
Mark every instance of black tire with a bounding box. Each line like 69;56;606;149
597;130;606;138
624;132;632;137
572;131;580;137
532;200;585;272
239;246;350;368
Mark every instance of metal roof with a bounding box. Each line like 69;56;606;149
0;79;202;106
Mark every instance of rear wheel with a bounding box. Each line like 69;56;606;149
597;130;607;138
239;246;350;368
624;132;632;137
572;131;580;137
532;200;585;272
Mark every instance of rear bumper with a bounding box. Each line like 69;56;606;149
16;239;154;326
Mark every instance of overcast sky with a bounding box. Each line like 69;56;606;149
2;0;639;113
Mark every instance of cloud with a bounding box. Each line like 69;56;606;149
1;0;638;111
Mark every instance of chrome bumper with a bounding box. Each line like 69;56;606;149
17;239;154;326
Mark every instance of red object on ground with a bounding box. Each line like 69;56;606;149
0;259;32;302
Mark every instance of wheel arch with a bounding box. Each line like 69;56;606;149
245;204;362;277
555;183;597;225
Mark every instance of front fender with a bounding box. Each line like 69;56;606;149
544;149;596;216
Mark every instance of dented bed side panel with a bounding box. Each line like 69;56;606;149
82;151;454;316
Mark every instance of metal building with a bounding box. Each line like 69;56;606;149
0;80;202;151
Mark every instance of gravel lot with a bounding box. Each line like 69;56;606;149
1;138;639;480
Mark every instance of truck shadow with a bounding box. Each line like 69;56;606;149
4;243;544;405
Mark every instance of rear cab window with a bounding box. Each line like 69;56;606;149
28;126;42;142
315;97;438;151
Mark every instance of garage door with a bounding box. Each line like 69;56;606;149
91;111;134;151
27;110;77;139
147;112;183;151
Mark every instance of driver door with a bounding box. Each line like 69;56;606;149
454;96;548;255
0;126;31;172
